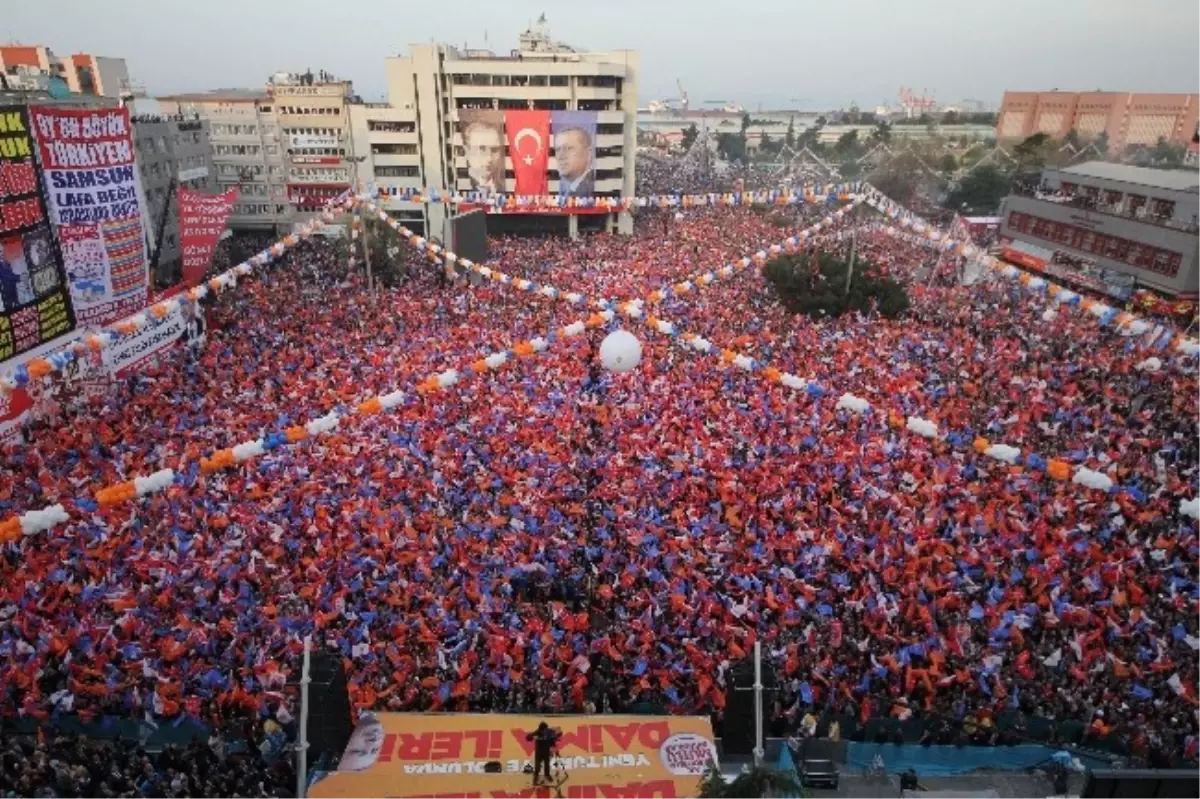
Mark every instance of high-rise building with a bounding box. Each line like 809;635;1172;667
349;19;639;237
0;45;130;98
997;91;1199;151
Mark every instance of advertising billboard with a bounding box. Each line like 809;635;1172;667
309;713;718;799
0;104;76;363
31;105;149;326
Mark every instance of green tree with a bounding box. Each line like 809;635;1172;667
764;250;910;320
870;162;919;206
938;152;958;174
1063;128;1082;150
785;116;796;149
741;112;751;133
840;158;862;178
1146;136;1186;168
1013;132;1053;167
941;109;960;126
848;103;861;124
835;128;860;155
717;131;747;162
680;123;698;151
1095;131;1109;154
916;112;932;126
945;163;1011;213
697;763;803;799
870;120;892;144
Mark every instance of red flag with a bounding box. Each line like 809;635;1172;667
505;110;550;196
178;188;237;287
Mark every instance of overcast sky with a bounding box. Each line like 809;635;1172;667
6;0;1198;109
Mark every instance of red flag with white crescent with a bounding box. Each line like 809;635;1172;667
505;110;550;196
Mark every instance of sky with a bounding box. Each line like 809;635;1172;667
5;0;1198;110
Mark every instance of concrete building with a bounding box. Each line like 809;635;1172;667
158;90;290;232
350;18;638;237
996;91;1199;152
0;45;130;98
999;161;1199;297
268;71;355;225
130;112;218;286
161;71;354;232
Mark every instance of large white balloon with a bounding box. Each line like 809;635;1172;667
674;212;684;221
599;329;642;373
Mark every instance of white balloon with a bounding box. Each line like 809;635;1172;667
674;212;684;221
599;329;642;373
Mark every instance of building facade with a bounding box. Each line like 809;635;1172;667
996;91;1199;151
0;45;130;98
130;114;218;285
161;72;354;232
158;90;290;231
999;162;1199;297
350;20;638;237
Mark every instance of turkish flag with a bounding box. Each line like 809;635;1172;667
505;110;550;196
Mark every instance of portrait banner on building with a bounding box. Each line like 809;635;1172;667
0;105;76;364
178;187;237;287
458;110;505;194
551;110;597;198
505;109;550;197
31;105;149;326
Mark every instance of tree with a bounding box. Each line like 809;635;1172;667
870;162;920;206
1095;131;1109;155
764;251;910;320
785;117;796;149
870;120;892;144
696;762;803;798
1144;136;1186;168
848;103;861;124
717;131;747;162
814;115;828;128
840;158;862;178
741;112;751;133
938;152;958;174
916;112;932;126
941;109;960;126
944;163;1011;213
680;123;698;151
835;128;859;155
1013;132;1053;167
1063;128;1082;150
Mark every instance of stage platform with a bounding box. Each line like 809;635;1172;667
308;712;718;798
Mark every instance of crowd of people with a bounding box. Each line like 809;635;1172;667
0;190;1196;795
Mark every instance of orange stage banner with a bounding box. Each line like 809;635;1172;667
308;713;719;799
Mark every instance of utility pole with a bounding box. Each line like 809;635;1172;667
346;121;374;297
296;636;312;798
844;205;857;298
732;641;772;769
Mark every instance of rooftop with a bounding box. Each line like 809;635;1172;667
1060;161;1200;193
159;88;267;102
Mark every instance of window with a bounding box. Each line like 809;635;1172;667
1006;211;1026;232
275;204;288;215
371;143;418;155
376;166;420;177
368;120;415;133
549;76;568;86
266;145;279;156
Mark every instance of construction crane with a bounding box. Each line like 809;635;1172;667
676;78;689;112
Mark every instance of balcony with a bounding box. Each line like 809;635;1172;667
1010;183;1198;234
450;85;573;101
367;130;419;145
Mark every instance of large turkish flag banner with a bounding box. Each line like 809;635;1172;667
505;110;550;196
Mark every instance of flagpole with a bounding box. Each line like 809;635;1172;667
753;640;764;768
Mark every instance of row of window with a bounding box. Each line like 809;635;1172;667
236;183;285;198
290;168;349;182
1058;182;1178;219
233;203;289;216
376;166;420;178
454;167;624;181
290;148;345;158
452;74;570;87
137;131;204;154
277;106;342;116
217;164;285;178
211;123;259;136
283;127;345;139
139;155;207;181
1007;211;1184;277
368;120;416;133
452;98;620;112
215;144;264;157
372;143;419;155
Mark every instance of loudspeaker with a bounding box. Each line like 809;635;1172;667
1082;769;1200;798
308;650;354;768
721;657;777;755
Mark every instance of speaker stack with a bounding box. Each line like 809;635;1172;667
306;650;355;768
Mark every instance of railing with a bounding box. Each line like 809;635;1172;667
1009;184;1199;233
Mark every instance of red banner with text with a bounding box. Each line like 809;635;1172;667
505;110;550;197
178;187;236;287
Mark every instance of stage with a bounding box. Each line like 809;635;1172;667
307;712;718;798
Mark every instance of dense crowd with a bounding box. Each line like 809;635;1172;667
0;192;1197;795
0;729;294;797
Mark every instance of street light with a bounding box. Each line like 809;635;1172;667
347;154;374;296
